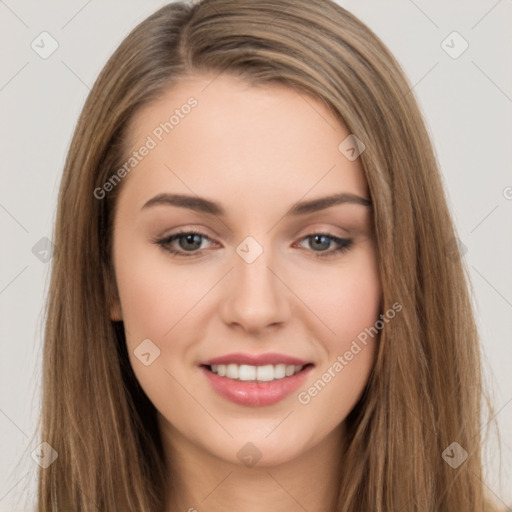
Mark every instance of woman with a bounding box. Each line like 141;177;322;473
37;0;503;510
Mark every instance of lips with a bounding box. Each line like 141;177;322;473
199;352;315;407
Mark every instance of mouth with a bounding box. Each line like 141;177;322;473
199;359;315;407
201;363;314;382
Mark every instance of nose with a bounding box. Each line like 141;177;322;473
218;241;291;334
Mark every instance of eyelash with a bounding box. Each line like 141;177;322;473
153;229;354;259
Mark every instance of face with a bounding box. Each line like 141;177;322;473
110;73;382;467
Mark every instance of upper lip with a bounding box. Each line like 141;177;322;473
201;352;313;367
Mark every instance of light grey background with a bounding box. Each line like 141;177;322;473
1;1;511;510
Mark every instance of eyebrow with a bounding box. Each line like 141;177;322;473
141;192;372;216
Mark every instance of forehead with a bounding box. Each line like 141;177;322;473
119;73;368;213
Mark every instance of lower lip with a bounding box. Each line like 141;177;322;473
201;365;314;407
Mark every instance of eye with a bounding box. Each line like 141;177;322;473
295;232;353;258
154;230;216;257
153;230;353;258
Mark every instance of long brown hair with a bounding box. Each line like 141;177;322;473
37;0;502;510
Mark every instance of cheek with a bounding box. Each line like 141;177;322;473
113;242;206;413
295;247;381;413
301;246;382;349
113;240;209;342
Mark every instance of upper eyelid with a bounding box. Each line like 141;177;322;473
157;222;353;241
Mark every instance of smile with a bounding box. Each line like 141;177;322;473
200;358;314;407
207;363;306;382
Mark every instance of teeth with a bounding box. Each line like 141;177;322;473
209;363;304;381
273;364;286;379
239;364;256;380
285;365;296;377
226;363;238;379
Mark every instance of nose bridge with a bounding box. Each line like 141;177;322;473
220;234;289;330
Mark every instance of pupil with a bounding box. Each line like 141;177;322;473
311;235;329;251
181;234;201;251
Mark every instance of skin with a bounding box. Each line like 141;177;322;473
110;73;382;512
